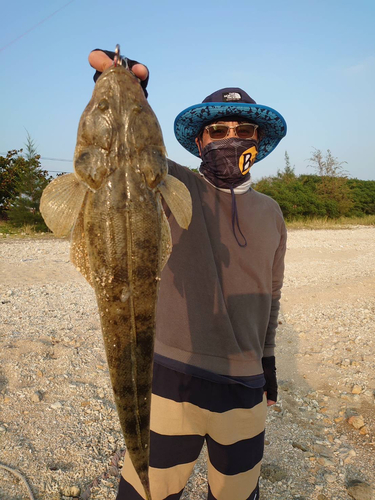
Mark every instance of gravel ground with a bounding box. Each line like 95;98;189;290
0;227;374;500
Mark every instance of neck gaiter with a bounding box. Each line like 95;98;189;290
199;137;258;189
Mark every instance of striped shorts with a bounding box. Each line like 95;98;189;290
117;363;267;500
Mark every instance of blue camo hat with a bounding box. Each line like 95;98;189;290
174;87;287;162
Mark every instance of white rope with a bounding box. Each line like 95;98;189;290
0;463;35;500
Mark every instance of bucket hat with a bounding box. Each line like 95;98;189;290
174;87;287;162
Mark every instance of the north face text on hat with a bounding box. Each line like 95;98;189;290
222;91;242;102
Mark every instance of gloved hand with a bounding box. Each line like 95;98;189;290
90;49;149;97
262;356;277;406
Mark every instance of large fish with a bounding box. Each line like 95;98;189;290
40;64;192;500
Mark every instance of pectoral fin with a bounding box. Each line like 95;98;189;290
158;175;192;229
40;173;88;237
70;207;93;286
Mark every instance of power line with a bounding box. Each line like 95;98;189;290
41;157;73;162
0;0;75;53
0;152;73;162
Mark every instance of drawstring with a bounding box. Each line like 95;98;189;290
230;186;247;247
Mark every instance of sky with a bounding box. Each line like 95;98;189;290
1;0;374;181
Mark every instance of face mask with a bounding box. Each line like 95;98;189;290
199;137;258;189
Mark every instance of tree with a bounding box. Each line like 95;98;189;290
307;148;354;217
276;151;296;184
7;134;52;229
0;150;29;218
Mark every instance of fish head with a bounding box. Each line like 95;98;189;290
74;66;167;192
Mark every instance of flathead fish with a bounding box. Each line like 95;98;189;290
40;65;192;500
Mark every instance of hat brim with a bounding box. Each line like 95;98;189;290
174;102;287;161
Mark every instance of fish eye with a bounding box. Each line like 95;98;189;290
98;99;109;111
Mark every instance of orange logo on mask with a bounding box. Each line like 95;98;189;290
239;146;258;175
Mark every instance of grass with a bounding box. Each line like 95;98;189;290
0;221;53;239
1;215;374;239
286;214;375;230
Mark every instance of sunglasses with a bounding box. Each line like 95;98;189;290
204;123;258;140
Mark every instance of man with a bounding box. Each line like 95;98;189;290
89;49;287;500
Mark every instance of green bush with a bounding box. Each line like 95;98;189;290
253;163;373;221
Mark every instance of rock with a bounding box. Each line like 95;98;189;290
317;457;334;466
31;391;43;403
108;465;119;477
61;485;81;497
261;464;287;482
352;385;362;394
348;415;365;429
51;402;63;410
0;425;7;434
325;474;336;483
317;495;329;500
347;480;373;500
292;442;308;452
50;494;62;500
311;444;333;458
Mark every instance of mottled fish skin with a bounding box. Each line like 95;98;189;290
74;66;168;500
40;64;191;499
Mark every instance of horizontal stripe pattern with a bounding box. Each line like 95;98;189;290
119;364;267;500
150;431;204;469
118;476;183;500
208;482;259;500
151;393;267;444
208;456;262;500
206;432;264;476
121;451;197;500
152;362;264;412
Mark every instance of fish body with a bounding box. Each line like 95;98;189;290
40;66;191;500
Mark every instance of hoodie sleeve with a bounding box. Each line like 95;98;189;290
263;219;287;357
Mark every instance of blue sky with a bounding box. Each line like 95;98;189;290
1;0;374;181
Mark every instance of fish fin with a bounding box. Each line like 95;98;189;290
70;207;93;286
40;173;88;237
160;208;172;271
158;175;192;230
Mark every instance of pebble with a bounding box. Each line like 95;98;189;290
317;457;334;466
347;480;373;500
61;485;81;497
352;385;362;394
292;442;308;452
31;390;43;403
261;464;288;482
348;415;365;429
51;402;63;409
325;474;337;483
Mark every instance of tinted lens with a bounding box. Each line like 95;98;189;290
236;124;257;138
207;124;228;139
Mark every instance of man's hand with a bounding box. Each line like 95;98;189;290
88;50;149;82
262;356;277;406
